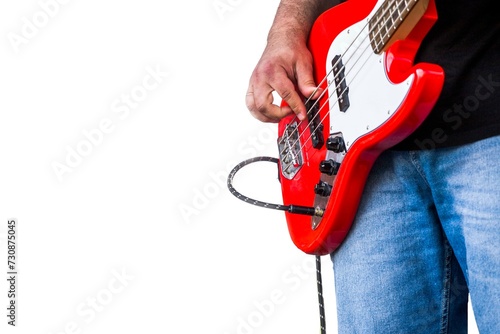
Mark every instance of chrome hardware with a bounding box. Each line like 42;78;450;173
278;122;303;180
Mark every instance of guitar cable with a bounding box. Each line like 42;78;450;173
227;156;327;334
226;156;324;217
316;255;327;334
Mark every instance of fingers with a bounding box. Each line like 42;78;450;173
246;70;308;123
274;80;307;121
246;91;279;123
246;81;322;123
246;43;322;123
246;87;294;123
296;58;324;101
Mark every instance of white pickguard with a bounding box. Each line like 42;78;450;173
325;11;414;150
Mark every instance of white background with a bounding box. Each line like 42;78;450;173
0;0;478;333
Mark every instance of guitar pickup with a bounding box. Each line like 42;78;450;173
332;55;350;112
305;99;324;149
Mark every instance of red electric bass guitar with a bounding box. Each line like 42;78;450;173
277;0;444;255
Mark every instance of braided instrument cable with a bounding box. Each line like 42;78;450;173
227;156;328;334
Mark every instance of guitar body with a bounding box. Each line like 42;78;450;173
277;0;444;255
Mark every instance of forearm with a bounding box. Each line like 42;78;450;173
268;0;341;43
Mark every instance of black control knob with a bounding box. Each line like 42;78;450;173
319;159;340;176
314;181;332;197
326;136;345;153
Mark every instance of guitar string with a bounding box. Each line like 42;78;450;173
231;6;414;332
277;3;386;159
230;6;414;334
283;4;412;334
308;0;414;136
298;0;413;144
283;0;409;154
279;0;413;173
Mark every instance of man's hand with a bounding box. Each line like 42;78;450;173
245;0;337;123
246;35;320;123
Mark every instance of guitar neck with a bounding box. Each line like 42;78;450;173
369;0;430;54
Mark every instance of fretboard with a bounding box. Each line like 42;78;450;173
369;0;429;54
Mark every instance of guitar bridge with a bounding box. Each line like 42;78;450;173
278;122;303;180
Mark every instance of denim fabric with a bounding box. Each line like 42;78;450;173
331;135;500;333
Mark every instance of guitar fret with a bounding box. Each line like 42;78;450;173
388;0;404;34
369;9;383;53
397;0;403;20
405;0;412;11
369;0;420;53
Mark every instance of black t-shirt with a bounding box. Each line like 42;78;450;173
393;0;500;150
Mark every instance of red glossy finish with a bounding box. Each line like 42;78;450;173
278;0;444;255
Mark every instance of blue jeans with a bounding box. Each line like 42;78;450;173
331;135;500;333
